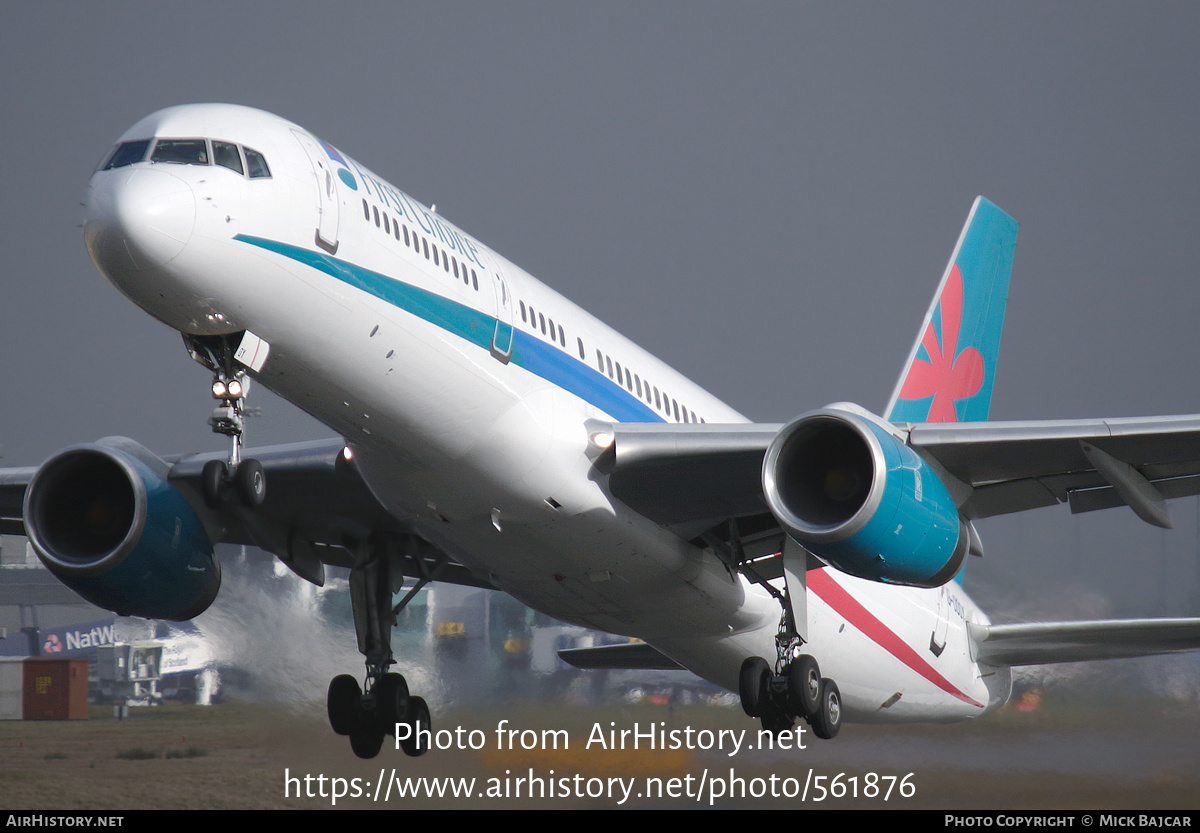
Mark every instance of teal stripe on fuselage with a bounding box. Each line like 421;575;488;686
234;235;664;424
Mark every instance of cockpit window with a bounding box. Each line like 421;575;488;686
102;139;151;170
213;141;244;175
244;147;271;179
151;139;209;165
103;136;270;179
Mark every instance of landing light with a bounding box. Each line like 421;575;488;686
590;431;615;450
212;378;243;399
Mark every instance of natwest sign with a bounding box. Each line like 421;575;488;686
38;619;118;656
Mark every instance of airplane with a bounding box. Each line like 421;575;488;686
5;102;1200;760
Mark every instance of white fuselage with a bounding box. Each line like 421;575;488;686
82;104;1010;725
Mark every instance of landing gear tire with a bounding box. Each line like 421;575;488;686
399;696;431;757
760;707;794;738
235;458;266;507
350;726;385;759
787;654;822;720
201;459;227;509
810;678;842;740
377;672;410;732
739;657;771;718
327;674;361;736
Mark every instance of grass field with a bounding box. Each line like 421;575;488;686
1;693;1198;810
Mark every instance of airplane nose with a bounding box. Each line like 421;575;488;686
85;167;196;273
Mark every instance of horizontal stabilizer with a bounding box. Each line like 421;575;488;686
970;618;1200;666
558;641;683;670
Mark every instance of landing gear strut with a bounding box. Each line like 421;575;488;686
325;532;443;759
185;332;436;759
736;545;841;739
703;522;842;740
184;332;267;509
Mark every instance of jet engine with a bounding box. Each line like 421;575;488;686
24;438;220;620
762;405;967;587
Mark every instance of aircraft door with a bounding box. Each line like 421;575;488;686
490;271;514;364
291;129;340;254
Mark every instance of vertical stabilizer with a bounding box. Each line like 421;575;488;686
885;197;1018;423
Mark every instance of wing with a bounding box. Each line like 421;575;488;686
603;414;1200;532
0;467;36;536
970;619;1200;666
0;437;493;591
601;422;781;529
909;415;1200;526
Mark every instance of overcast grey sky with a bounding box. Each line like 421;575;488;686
3;1;1200;802
6;1;1197;604
5;4;1200;442
5;4;1200;440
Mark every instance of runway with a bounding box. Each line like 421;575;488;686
2;687;1195;810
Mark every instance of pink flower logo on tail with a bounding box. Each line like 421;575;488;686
898;264;984;423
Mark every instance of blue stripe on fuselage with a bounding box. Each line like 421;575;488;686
233;235;664;424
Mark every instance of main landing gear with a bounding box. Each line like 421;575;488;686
711;527;841;740
739;653;841;740
697;520;840;740
326;532;443;759
737;589;841;740
328;671;430;759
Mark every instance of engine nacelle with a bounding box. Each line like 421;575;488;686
24;437;220;620
762;405;966;587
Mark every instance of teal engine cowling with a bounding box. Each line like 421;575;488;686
24;437;220;620
762;405;967;587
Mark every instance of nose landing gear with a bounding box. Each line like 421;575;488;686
183;332;268;509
